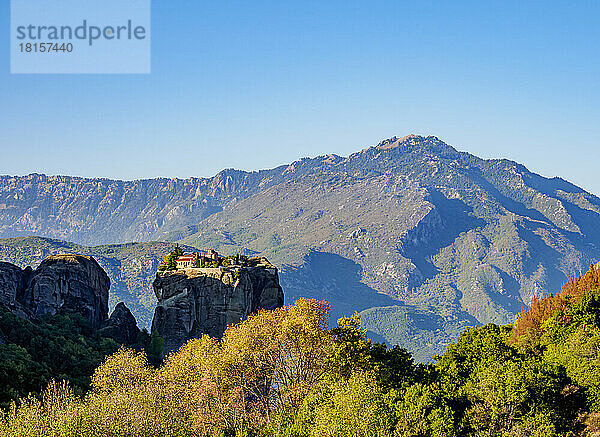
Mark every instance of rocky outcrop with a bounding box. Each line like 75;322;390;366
152;266;284;355
0;254;110;329
24;255;110;328
100;302;141;345
0;262;32;318
0;237;194;330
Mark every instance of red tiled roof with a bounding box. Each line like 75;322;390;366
175;251;219;262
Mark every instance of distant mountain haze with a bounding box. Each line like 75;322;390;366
1;135;598;360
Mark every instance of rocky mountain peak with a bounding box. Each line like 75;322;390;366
375;135;403;149
375;134;449;150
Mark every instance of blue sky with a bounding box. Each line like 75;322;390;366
1;1;599;194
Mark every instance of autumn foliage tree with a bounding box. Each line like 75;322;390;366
0;299;336;436
161;298;334;433
512;262;600;347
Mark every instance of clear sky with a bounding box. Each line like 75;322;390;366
1;1;599;195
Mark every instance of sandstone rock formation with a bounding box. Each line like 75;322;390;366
0;237;195;330
23;255;110;329
0;262;32;319
152;266;284;354
100;302;141;345
0;255;109;329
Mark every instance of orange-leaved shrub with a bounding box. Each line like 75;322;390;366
512;262;600;346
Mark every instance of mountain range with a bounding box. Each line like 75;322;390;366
1;135;599;360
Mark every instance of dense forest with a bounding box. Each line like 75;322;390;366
0;308;162;410
1;264;600;436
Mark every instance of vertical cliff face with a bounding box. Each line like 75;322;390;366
151;267;284;354
0;254;110;329
23;255;110;329
0;262;32;318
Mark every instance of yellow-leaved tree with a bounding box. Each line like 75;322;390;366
0;299;334;437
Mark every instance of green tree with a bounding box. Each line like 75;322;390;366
327;314;372;380
394;382;454;437
145;331;164;367
281;371;395;437
543;288;600;411
0;307;121;408
163;244;184;271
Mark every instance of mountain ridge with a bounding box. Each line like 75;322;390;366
1;135;599;360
